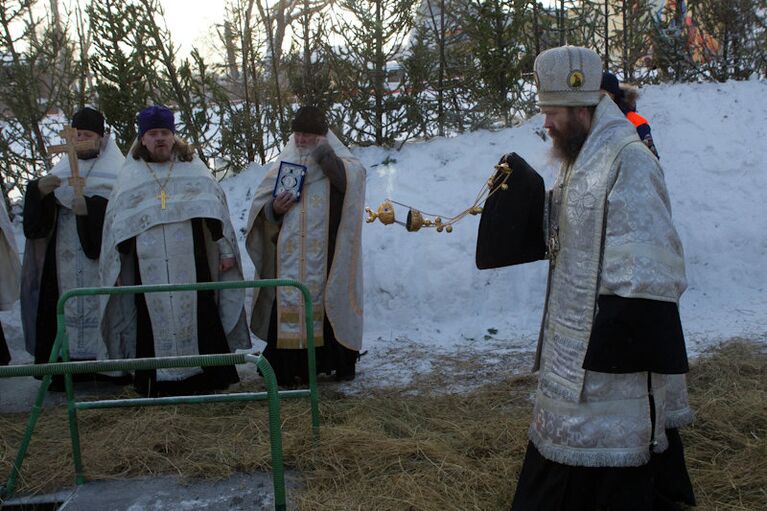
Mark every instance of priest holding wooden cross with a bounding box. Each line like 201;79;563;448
21;107;125;385
99;105;249;397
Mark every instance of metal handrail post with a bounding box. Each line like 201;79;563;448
4;375;52;497
53;280;320;438
4;303;73;496
248;354;287;511
59;309;85;485
1;279;319;503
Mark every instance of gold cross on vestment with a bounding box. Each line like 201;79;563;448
158;189;168;209
48;126;98;199
311;195;323;208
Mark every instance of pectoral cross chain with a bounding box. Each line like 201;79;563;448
144;160;175;210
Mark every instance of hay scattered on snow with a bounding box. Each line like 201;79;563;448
1;339;765;510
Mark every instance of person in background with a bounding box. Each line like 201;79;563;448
601;71;660;158
0;198;21;365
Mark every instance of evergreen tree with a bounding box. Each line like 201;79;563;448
457;0;530;128
0;0;78;197
329;0;417;146
694;0;767;81
286;3;335;111
88;0;155;152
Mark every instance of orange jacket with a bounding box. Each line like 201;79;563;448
626;111;649;128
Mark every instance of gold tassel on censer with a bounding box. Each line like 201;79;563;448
365;161;514;233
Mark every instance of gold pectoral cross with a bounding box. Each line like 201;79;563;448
158;190;168;209
48;126;98;199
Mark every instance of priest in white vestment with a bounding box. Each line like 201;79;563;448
476;47;695;509
21;108;124;383
100;105;249;397
246;106;365;386
1;198;21;365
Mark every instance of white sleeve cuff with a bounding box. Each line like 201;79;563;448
216;237;235;258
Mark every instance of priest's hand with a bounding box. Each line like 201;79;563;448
219;257;236;273
311;137;335;166
273;191;296;216
216;238;236;273
38;175;62;196
72;195;88;216
497;152;535;173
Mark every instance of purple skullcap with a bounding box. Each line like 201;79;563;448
137;105;176;137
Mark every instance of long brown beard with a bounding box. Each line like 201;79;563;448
549;111;590;168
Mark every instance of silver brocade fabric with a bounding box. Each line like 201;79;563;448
530;97;692;467
136;221;202;381
55;208;103;359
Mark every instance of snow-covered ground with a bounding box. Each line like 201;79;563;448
3;79;766;389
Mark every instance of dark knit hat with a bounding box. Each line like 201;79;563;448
72;107;105;136
291;106;328;135
138;105;176;137
600;72;624;101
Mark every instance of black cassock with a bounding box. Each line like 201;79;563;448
476;153;695;510
0;324;9;366
23;180;107;366
117;218;239;397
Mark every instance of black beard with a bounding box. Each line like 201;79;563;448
77;149;100;160
549;114;590;168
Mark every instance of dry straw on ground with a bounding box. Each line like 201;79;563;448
1;339;765;510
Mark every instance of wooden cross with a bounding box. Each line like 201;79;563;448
48;126;99;198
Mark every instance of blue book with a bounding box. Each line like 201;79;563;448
272;161;307;202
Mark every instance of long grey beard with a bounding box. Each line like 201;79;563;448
296;146;315;158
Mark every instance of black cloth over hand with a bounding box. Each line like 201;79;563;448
0;323;10;365
476;153;546;269
584;295;689;374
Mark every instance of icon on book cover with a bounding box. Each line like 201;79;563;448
273;161;307;202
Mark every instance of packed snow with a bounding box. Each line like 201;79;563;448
2;79;766;388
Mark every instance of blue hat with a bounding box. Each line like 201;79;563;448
138;105;176;137
600;72;624;101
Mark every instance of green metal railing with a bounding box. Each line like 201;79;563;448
0;279;319;511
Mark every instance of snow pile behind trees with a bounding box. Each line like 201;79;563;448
223;79;767;361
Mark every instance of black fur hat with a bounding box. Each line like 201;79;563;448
291;106;328;135
72;107;105;136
